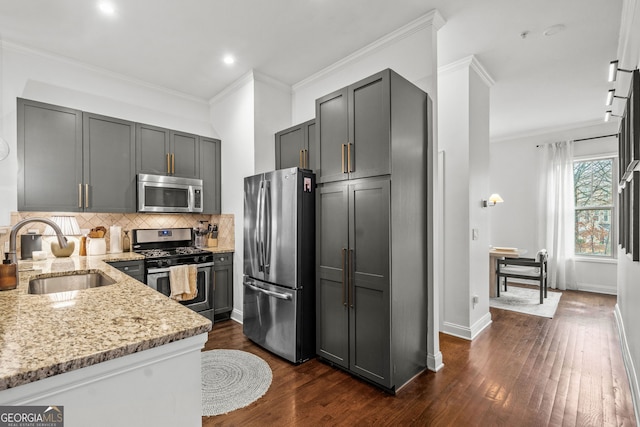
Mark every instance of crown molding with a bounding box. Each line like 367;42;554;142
438;55;495;88
252;70;292;94
208;70;255;105
1;39;209;105
490;118;616;143
293;9;446;91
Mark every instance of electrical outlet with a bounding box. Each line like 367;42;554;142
472;228;479;240
472;295;479;308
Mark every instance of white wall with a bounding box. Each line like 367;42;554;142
253;72;292;173
615;0;640;420
489;123;619;294
291;12;440;124
0;41;216;226
209;74;255;322
438;56;493;340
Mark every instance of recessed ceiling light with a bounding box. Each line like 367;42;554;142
98;2;115;15
543;24;566;36
223;55;235;65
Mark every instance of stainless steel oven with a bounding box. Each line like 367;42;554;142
132;227;215;321
147;262;214;314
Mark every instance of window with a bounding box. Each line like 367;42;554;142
573;158;615;257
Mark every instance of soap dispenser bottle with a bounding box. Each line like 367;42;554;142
0;253;17;291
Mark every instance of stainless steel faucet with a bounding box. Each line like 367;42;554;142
8;218;68;283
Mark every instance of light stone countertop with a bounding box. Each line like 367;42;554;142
204;244;235;254
0;252;213;391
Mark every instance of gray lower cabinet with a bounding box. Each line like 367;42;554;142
316;178;391;386
213;253;233;321
200;137;221;214
315;70;392;184
135;123;200;179
106;259;145;283
17;99;135;212
315;69;430;393
275;119;316;170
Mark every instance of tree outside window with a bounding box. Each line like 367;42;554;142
573;158;614;256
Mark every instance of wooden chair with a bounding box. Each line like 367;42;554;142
496;249;548;304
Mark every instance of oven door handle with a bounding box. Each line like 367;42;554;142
147;262;214;275
245;282;292;300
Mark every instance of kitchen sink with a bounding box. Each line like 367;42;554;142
28;271;116;295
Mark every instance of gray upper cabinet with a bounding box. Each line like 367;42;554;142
275;119;316;170
315;70;391;183
315;69;430;393
82;113;136;212
135;123;170;175
200;137;221;214
18;99;221;214
316;89;348;182
136;124;200;178
18;99;83;212
171;130;199;179
17;100;135;213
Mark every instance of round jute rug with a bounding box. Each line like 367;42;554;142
201;349;272;416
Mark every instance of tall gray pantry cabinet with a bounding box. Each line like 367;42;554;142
315;69;430;392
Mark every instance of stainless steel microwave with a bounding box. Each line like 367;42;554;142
137;173;203;213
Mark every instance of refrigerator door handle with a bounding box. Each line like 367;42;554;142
245;282;292;300
256;181;264;272
263;180;272;274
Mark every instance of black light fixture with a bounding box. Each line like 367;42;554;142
608;60;635;82
606;89;629;106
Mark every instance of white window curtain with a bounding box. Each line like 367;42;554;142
537;141;576;290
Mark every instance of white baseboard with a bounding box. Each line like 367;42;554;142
230;308;243;324
509;279;617;295
614;303;640;426
441;312;492;341
427;351;444;372
575;282;617;295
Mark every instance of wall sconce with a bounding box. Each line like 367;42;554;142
482;193;504;208
608;60;635;82
606;89;628;106
604;110;623;122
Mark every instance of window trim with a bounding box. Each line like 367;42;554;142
573;155;618;259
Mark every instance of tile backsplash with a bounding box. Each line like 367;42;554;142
0;212;234;258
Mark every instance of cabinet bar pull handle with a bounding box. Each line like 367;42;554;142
166;153;170;174
342;248;347;306
305;149;309;169
213;271;216;291
347;143;353;173
85;184;89;208
171;153;175;174
78;184;82;208
300;150;304;169
341;144;346;173
348;249;354;308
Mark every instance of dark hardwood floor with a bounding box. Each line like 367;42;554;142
202;286;636;426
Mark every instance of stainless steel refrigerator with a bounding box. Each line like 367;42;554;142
243;167;316;363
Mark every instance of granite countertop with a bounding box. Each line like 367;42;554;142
205;244;235;254
0;252;213;391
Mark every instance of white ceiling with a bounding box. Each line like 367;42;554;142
0;0;624;140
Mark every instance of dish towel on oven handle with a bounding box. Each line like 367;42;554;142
169;264;198;301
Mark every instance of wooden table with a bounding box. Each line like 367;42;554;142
489;248;527;297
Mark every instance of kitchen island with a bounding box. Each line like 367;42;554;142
0;253;212;427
